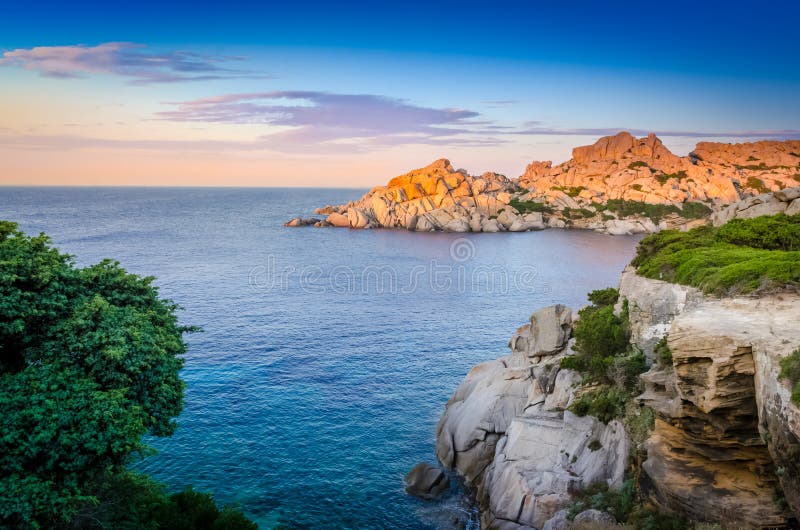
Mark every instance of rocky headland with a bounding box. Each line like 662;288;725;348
424;189;800;529
287;132;800;235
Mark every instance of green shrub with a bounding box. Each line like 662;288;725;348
632;216;800;294
655;170;688;185
509;198;554;214
779;348;800;406
632;184;643;191
596;199;708;223
573;305;628;361
570;386;630;423
716;214;800;251
587;287;619;307
747;156;759;162
628;161;649;170
588;439;603;451
566;186;587;197
654;337;672;366
679;201;711;219
745;176;770;193
567;480;687;529
567;480;636;522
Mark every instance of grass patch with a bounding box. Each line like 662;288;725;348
631;215;800;294
509;198;554;214
628;161;649;170
779;348;800;406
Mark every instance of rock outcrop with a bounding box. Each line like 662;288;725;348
435;266;800;529
710;186;800;226
520;132;800;206
288;133;800;234
623;268;800;527
435;306;630;529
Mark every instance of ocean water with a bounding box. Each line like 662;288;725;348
0;187;641;529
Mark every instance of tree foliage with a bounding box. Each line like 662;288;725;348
0;221;254;529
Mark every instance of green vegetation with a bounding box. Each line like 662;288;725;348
0;221;255;529
628;161;649;170
745;176;770;193
562;207;595;220
779;348;800;406
561;289;647;423
509;198;554;214
655;170;688;185
654;336;672;366
632;184;643;191
553;185;588;198
570;386;630;423
588;439;603;451
566;480;688;529
736;163;790;171
594;199;710;223
632;215;800;294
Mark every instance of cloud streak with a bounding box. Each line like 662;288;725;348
511;126;800;140
0;42;266;84
157;91;502;149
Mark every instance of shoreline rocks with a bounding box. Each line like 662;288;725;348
434;305;630;529
286;133;800;235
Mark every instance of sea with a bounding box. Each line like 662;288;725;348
0;187;641;529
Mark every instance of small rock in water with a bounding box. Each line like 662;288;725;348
404;462;450;500
284;217;320;227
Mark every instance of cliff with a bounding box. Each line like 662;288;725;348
432;193;800;529
287;133;800;235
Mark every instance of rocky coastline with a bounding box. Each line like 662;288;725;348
416;189;800;529
287;132;800;236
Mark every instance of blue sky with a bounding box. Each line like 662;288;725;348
1;0;798;186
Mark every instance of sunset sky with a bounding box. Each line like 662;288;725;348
1;0;799;187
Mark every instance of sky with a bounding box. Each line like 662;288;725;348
1;0;799;187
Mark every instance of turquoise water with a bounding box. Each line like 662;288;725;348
0;187;640;529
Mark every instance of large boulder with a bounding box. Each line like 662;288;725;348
404;462;450;500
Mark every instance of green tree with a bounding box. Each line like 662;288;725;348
0;221;253;529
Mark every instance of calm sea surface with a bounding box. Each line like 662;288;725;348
0;187;640;529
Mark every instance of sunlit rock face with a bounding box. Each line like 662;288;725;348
294;133;800;235
518;132;800;206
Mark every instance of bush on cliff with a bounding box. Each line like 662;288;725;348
632;214;800;294
0;221;255;529
779;348;800;406
561;289;631;382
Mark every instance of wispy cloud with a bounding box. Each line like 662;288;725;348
0;42;266;84
511;126;800;140
157;91;502;149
